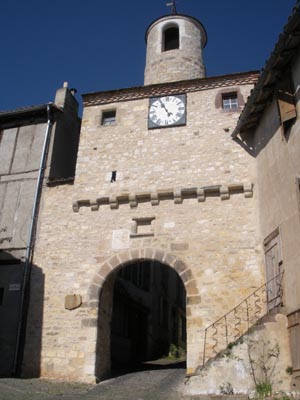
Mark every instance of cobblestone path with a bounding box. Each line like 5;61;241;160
0;364;186;400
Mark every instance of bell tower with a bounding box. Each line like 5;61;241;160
144;6;207;85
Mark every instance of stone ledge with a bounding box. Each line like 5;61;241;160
72;183;253;212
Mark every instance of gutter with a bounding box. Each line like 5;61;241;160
13;104;55;375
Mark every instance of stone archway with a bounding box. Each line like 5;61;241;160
86;248;201;381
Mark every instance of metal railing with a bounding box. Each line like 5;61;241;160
202;271;284;367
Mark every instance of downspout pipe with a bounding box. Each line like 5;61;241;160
14;104;54;375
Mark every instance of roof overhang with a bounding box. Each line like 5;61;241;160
0;103;63;130
232;6;300;138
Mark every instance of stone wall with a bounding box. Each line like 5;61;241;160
76;85;255;192
23;80;265;383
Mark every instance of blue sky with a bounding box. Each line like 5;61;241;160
0;0;297;113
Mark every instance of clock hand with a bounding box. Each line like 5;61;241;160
159;100;173;116
159;99;167;112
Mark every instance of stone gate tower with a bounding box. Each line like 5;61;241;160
22;3;267;390
144;13;207;85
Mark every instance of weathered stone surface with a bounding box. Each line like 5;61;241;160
144;248;155;260
88;284;100;301
171;242;189;251
185;280;198;296
130;248;140;261
92;274;104;286
108;255;121;270
164;253;177;267
98;263;112;279
187;295;202;306
154;249;165;262
81;319;98;328
23;77;263;386
173;259;188;274
180;269;193;283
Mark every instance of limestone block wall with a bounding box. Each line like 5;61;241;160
76;85;255;193
24;185;262;382
23;81;265;383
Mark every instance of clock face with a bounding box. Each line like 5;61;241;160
148;94;186;128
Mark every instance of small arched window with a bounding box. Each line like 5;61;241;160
163;25;179;52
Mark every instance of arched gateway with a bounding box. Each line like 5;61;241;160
86;248;200;381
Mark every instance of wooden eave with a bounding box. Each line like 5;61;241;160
232;6;300;138
0;104;63;130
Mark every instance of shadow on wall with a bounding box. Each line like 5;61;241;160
0;251;44;378
233;98;296;158
95;272;116;382
19;262;45;378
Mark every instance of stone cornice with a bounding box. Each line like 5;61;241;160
72;183;253;212
82;71;259;107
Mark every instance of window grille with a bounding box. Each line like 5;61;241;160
101;110;116;126
222;93;238;110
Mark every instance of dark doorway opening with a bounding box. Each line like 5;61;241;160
110;260;186;375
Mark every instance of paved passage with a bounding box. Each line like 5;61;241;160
0;364;187;400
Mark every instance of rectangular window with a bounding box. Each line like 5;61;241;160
101;110;116;126
222;93;238;110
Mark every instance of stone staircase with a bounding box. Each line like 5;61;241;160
183;272;292;396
